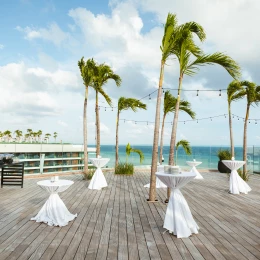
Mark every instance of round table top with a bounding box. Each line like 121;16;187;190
156;172;196;178
186;161;202;167
222;160;245;170
37;180;74;187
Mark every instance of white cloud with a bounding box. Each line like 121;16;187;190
69;3;162;69
16;23;70;46
0;44;4;49
58;120;68;127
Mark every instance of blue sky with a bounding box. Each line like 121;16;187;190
0;0;260;147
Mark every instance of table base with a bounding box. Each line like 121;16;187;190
31;193;77;227
230;170;251;194
144;177;167;188
191;166;203;179
88;168;108;190
164;189;199;238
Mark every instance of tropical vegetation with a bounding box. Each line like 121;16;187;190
115;97;146;167
92;62;121;156
175;140;192;166
159;91;195;164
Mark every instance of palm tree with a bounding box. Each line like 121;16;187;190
24;133;30;142
168;41;241;169
45;133;51;143
78;57;97;175
37;130;42;143
227;81;246;157
149;13;206;202
3;130;12;142
175;140;192;166
14;130;23;142
240;82;260;173
53;132;58;143
0;131;3;142
115;97;146;167
92;63;121;156
126;143;144;163
159;91;195;164
27;129;33;143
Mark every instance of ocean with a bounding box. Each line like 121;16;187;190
88;145;260;172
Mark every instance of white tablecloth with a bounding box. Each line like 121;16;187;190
31;180;77;226
88;158;110;190
144;165;167;188
156;172;199;238
186;161;203;179
222;160;251;194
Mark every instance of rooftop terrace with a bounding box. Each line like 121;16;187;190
0;171;260;259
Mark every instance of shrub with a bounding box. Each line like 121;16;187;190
114;162;134;175
217;149;232;160
237;169;250;182
83;168;96;180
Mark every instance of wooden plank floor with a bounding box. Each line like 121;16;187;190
0;171;260;260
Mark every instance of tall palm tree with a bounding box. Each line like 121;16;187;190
37;130;42;143
14;130;23;142
27;129;33;143
227;81;245;157
159;91;195;164
168;44;241;168
240;82;260;173
53;132;58;143
175;139;192;166
126;143;144;163
149;13;206;201
78;57;97;175
92;63;121;156
115;97;146;167
3;130;12;142
45;133;51;143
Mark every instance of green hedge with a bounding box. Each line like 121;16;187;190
115;162;134;175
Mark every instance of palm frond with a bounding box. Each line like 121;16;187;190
186;52;241;79
131;149;144;163
176;140;192;155
97;87;112;106
118;97;146;112
177;21;206;42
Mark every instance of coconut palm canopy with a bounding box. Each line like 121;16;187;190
118;97;146;112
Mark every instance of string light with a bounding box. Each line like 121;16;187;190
162;88;165;94
105;107;106;111
149;94;151;100
112;107;113;111
219;90;221;96
119;114;260;125
196;90;199;96
184;121;185;124
197;119;198;123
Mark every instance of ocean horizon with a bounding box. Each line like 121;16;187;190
87;144;260;172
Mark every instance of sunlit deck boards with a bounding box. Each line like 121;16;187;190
0;171;260;260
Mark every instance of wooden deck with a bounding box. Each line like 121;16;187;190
0;171;260;260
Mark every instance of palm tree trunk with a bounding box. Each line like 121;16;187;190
159;114;166;164
96;90;101;156
169;75;183;165
149;60;165;202
228;103;235;157
167;75;182;201
243;104;250;174
83;86;88;175
115;109;120;167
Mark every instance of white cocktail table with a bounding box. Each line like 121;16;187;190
222;160;251;194
186;161;203;179
156;172;199;238
144;165;167;188
31;180;77;226
88;158;110;190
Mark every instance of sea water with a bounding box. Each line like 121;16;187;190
89;145;260;172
